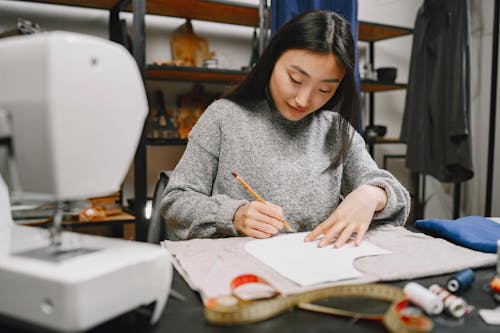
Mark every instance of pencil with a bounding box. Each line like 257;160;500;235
231;172;292;231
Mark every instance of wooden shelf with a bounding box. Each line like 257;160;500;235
146;138;188;146
147;65;248;84
18;0;125;11
373;136;404;144
23;1;411;37
361;80;406;92
358;21;413;42
147;0;259;27
16;212;135;227
24;0;260;26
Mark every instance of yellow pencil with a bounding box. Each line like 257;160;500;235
231;172;292;231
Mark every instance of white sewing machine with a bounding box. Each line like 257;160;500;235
0;32;172;332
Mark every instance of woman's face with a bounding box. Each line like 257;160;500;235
269;49;346;121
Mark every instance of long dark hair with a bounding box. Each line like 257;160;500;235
226;10;359;169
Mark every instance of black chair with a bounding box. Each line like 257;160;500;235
147;171;171;243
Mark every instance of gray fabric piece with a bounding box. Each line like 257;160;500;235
160;98;410;239
400;0;473;182
161;225;496;301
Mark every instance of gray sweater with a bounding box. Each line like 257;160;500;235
160;98;410;240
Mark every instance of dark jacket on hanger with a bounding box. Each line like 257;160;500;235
400;0;473;182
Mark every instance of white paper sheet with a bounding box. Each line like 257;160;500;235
244;232;391;286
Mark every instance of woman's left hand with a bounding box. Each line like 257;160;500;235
304;185;387;248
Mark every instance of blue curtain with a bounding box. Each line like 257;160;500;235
271;0;362;132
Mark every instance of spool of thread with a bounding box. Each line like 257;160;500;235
491;277;500;302
429;284;468;318
404;282;443;315
447;268;475;293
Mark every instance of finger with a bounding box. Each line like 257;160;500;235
333;225;356;248
318;221;346;247
261;204;293;231
354;225;369;246
262;201;286;222
304;226;322;242
253;218;281;235
254;203;286;230
304;222;331;242
246;211;281;234
245;228;272;239
263;216;287;231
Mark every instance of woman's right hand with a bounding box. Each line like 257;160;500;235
232;201;287;238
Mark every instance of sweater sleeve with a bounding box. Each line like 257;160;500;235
341;130;410;226
159;104;247;239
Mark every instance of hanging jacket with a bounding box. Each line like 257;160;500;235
400;0;473;182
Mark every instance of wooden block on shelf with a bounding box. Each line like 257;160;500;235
123;223;135;241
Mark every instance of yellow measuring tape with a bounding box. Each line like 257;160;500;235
205;275;432;333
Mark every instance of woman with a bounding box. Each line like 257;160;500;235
160;10;410;248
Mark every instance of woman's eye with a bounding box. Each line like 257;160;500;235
289;75;301;84
319;89;331;94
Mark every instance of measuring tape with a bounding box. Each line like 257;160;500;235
205;274;432;333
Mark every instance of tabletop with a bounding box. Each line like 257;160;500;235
1;267;499;333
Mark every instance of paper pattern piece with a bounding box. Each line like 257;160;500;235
244;232;391;286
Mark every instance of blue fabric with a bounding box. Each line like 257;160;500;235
270;0;362;133
414;216;500;253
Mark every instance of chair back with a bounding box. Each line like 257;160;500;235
147;170;171;243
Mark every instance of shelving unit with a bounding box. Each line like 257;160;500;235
357;21;413;156
357;20;415;221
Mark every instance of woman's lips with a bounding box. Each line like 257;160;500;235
288;104;306;113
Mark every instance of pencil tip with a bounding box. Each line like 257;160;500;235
231;172;237;178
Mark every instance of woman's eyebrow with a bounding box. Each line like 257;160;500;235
290;65;340;82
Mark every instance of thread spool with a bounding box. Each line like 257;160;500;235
429;284;468;318
404;282;443;315
491;277;500;302
447;268;475;293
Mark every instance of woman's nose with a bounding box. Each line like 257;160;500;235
294;88;311;108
